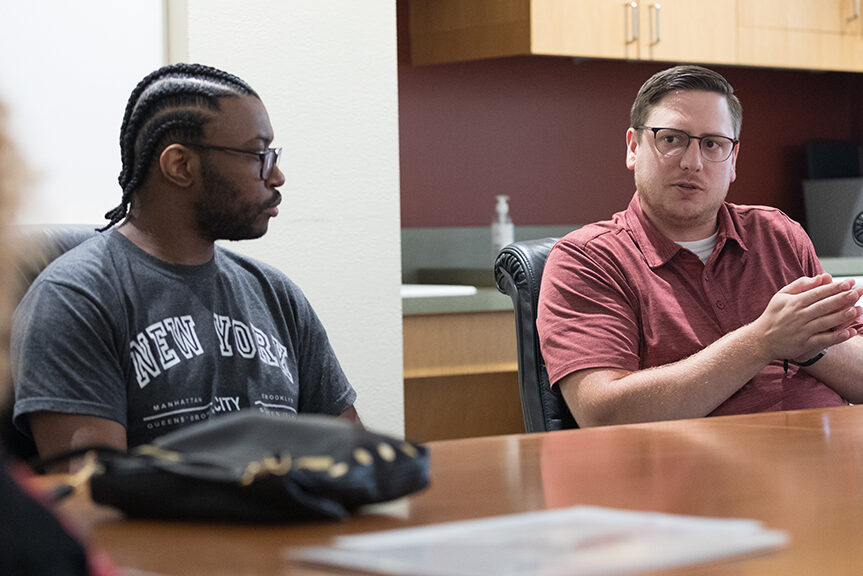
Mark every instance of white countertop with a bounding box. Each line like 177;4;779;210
400;284;478;299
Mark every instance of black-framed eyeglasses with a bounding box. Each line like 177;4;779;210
638;126;738;163
185;143;282;180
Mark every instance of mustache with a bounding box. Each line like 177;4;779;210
264;190;282;209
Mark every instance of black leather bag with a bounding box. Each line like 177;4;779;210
84;411;430;523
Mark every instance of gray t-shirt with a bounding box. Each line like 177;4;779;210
12;230;356;446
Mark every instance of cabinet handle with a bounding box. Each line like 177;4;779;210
651;3;661;46
625;2;639;44
850;0;860;22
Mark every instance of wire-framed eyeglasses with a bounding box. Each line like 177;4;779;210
638;126;738;162
185;143;282;180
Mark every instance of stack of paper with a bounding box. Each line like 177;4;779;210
287;506;787;576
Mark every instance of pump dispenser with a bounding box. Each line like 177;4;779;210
491;195;514;257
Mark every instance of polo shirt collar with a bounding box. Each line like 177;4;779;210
624;192;748;269
716;201;749;255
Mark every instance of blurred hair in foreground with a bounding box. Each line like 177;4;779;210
0;101;21;410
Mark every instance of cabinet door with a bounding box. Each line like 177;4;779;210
738;0;863;71
530;0;736;64
409;0;533;65
638;0;737;65
530;0;639;60
740;0;859;35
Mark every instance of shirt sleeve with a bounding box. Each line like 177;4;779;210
787;214;824;276
537;238;642;386
12;278;126;436
286;286;357;417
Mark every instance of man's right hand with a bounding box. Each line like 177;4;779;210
753;274;863;364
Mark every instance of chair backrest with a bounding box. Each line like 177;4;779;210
494;237;578;433
3;224;101;460
14;224;101;296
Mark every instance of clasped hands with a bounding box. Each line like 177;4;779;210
756;273;863;364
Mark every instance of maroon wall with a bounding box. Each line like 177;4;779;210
398;1;863;228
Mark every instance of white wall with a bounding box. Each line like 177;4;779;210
173;0;404;436
0;1;165;224
2;0;404;436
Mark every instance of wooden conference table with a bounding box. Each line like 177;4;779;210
46;405;863;575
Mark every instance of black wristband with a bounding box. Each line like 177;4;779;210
797;350;828;367
783;349;828;373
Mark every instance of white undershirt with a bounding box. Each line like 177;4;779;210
676;231;718;264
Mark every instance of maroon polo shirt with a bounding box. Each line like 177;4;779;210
538;193;855;416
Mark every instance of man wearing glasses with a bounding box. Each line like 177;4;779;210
538;65;863;427
12;64;359;469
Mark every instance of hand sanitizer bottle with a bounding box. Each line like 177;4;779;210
491;195;514;257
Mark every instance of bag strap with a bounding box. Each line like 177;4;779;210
28;444;124;474
28;446;124;503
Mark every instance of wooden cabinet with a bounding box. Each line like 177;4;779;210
409;0;863;73
403;310;524;442
409;0;737;66
738;0;863;72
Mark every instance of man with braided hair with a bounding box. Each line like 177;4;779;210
12;63;359;470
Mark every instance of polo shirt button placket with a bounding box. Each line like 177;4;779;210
716;300;725;310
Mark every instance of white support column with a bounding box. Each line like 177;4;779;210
174;0;404;436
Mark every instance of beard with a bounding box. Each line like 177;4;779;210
194;161;280;242
635;171;725;237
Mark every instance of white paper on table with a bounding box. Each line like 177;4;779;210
285;506;788;576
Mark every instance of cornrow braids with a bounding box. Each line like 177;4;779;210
100;63;259;231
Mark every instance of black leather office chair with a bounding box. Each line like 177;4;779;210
494;237;578;433
2;224;101;459
13;224;101;294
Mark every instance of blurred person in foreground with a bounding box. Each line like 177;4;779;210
0;101;116;576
